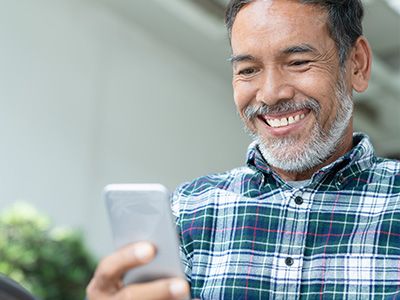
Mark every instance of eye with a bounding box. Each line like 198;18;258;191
290;60;311;67
237;67;259;76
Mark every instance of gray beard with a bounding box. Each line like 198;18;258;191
245;73;353;173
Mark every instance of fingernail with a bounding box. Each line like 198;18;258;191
169;279;188;299
133;243;154;261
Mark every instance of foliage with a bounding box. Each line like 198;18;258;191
0;202;96;300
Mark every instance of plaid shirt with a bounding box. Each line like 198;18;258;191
172;133;400;299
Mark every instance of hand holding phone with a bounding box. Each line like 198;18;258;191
86;183;191;300
86;241;190;300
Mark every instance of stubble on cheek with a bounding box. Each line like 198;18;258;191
235;101;258;136
242;115;258;137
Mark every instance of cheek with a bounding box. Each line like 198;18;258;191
295;74;337;107
233;81;258;115
295;70;335;96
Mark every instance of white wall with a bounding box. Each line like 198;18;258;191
0;0;100;229
0;0;250;256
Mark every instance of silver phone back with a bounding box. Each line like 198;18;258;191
104;184;185;284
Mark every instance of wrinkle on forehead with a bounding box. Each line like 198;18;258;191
231;0;332;58
232;0;329;45
247;0;327;23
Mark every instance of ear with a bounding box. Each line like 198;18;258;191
349;36;372;93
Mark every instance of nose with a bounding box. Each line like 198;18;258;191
256;67;295;105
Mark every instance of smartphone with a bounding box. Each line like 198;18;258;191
104;183;186;285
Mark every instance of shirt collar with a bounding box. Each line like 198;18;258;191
246;132;376;185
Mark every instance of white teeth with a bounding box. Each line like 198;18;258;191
269;119;280;127
266;113;306;128
280;118;288;126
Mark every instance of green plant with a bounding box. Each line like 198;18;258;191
0;202;96;300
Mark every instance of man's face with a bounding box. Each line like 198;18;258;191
231;0;354;174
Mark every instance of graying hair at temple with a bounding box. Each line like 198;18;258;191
225;0;364;65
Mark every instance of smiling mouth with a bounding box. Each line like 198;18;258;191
260;110;310;128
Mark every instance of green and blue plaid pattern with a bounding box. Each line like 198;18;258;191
172;133;400;299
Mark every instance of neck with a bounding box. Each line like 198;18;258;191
272;129;354;181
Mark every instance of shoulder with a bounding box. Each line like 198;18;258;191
171;166;258;215
176;166;256;196
370;157;400;179
360;157;400;195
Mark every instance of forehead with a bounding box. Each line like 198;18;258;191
231;0;332;55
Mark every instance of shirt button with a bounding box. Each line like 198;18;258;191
338;174;344;183
294;196;303;205
285;257;294;266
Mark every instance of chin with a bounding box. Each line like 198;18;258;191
258;138;323;173
255;124;337;173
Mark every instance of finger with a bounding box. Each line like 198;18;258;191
90;242;156;293
118;278;190;300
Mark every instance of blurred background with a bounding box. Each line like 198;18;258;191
0;0;398;263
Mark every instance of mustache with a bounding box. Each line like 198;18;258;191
243;98;321;120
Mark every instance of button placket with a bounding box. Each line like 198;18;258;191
273;190;311;295
283;191;310;290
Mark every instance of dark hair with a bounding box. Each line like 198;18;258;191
225;0;364;64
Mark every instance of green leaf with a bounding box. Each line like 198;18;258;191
0;202;96;300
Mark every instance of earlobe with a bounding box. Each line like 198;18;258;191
350;36;372;93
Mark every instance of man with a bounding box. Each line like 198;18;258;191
87;0;400;299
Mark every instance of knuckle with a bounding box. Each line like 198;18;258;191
95;260;115;283
86;278;100;299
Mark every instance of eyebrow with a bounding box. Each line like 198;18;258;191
228;54;257;65
282;43;318;55
228;43;318;64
